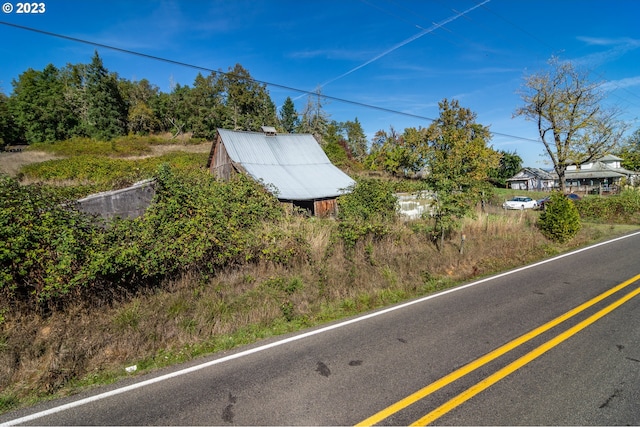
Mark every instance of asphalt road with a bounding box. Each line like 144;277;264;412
2;231;640;426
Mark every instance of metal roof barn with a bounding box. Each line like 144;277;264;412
207;128;356;216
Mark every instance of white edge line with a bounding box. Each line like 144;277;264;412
4;230;640;426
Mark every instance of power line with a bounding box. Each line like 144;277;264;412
0;20;542;144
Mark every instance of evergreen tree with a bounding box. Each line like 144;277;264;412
0;92;18;147
59;62;89;138
83;51;127;140
279;96;299;133
343;118;368;160
216;64;277;132
188;72;221;139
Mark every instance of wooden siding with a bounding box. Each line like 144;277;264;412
314;198;338;218
210;138;234;180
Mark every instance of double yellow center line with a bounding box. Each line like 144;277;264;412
356;273;640;426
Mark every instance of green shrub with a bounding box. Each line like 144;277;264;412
337;178;397;222
576;190;640;224
0;174;98;305
335;178;397;248
537;192;581;243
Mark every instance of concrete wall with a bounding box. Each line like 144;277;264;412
396;191;435;220
76;179;156;220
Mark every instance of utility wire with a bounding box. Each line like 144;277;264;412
0;20;542;144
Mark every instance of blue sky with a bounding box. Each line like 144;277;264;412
2;0;639;167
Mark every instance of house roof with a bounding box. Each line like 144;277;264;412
506;167;555;181
214;128;356;200
597;154;623;162
565;161;637;180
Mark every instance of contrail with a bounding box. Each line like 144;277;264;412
297;0;490;99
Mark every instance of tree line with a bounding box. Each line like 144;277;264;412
4;52;637;188
1;51;524;181
0;51;373;160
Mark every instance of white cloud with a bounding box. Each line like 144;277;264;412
576;36;640;47
573;36;640;67
602;75;640;91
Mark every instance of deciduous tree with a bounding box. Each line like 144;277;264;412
297;87;329;143
10;64;76;143
120;79;161;135
363;126;426;177
425;99;500;249
489;150;523;187
617;128;640;173
515;57;626;191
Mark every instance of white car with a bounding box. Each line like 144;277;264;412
502;196;538;210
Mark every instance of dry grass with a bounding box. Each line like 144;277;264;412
0;151;61;176
121;141;211;160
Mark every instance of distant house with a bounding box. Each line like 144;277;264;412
507;155;639;194
506;167;555;191
564;154;638;193
206;127;356;217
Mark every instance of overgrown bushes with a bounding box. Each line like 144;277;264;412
20;151;208;190
336;178;398;247
82;165;284;288
0;166;284;310
0;174;96;305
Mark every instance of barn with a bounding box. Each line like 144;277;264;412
206;127;356;217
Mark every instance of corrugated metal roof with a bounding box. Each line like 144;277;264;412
217;128;355;200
